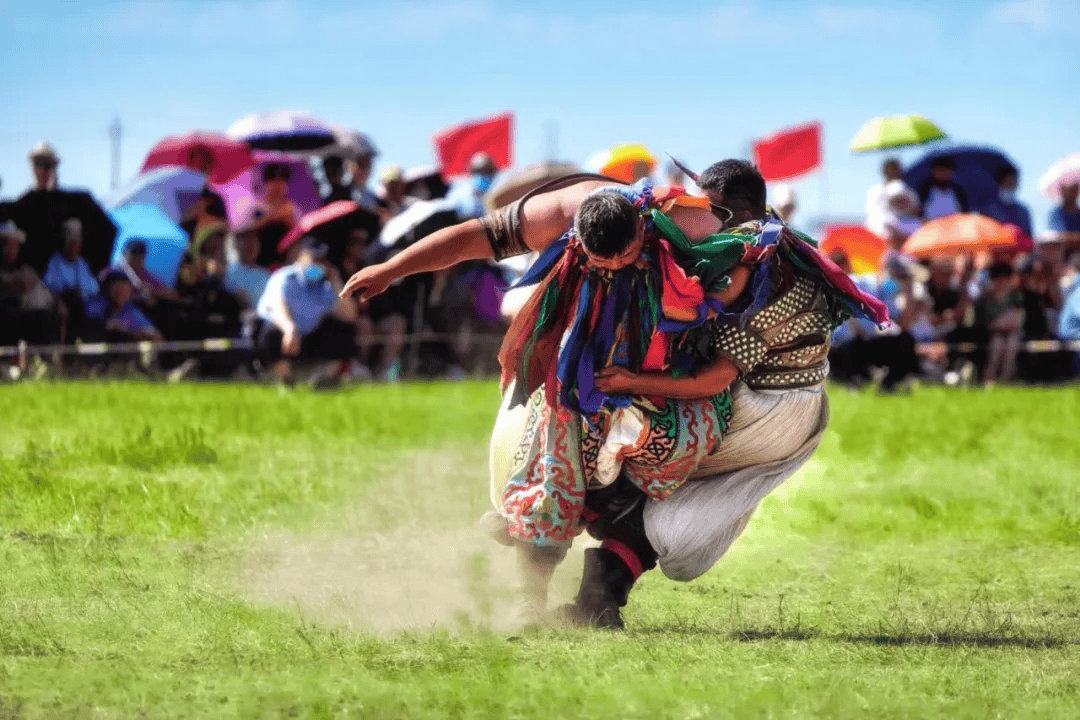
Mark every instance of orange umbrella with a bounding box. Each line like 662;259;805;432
588;144;656;183
820;225;887;274
902;214;1032;258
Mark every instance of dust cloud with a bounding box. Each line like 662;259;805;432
242;445;590;634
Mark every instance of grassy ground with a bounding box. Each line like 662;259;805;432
1;380;1078;718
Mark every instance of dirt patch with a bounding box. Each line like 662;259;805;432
242;446;590;634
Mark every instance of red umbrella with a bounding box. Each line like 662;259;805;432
277;200;367;255
141;131;254;185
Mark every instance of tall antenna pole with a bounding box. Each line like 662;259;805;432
109;117;122;190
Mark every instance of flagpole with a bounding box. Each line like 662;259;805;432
818;125;828;222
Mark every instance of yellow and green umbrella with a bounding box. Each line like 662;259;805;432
849;115;947;153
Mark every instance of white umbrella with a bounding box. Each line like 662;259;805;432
226;110;336;152
379;199;460;248
1039;152;1080;199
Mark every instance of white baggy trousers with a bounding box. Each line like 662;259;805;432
489;382;829;582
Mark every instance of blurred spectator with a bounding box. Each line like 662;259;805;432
981;168;1033;238
180;187;228;243
1059;280;1080;341
178;222;227;295
114;239;178;307
1048;183;1080;234
1;221;62;345
974;262;1024;384
111;239;181;340
1015;256;1061;341
349;154;388;220
865;158;906;234
252;163;300;267
877;180;923;245
321;156;351;206
378;166;412;218
43;218;98;300
1060;253;1080;296
43;218;99;341
85;270;163;342
255;237;357;381
772;184;797;224
448;152;498;220
916;157;970;220
865;255;922;391
225;222;271;310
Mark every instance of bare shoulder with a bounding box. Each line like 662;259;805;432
667;204;723;241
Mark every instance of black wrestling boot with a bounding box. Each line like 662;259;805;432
562;547;637;629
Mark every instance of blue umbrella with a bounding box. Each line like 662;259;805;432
904;145;1019;211
105;166;207;224
108;203;190;287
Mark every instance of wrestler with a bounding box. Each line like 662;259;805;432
343;162;888;625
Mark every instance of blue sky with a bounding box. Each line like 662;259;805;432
1;0;1077;232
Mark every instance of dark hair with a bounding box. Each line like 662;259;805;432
995;166;1018;184
882;158;902;173
988;261;1014;279
262;163;291;182
102;269;131;291
931;157;954;170
574;192;639;258
125;239;148;256
697;159;767;216
322;156;344;174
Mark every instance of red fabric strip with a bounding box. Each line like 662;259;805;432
602;539;644;579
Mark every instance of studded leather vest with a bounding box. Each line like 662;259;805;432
710;272;833;389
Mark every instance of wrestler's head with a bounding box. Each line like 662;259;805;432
574;192;645;270
697;159;767;228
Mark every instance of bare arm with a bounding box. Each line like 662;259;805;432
594;355;740;400
340;179;611;300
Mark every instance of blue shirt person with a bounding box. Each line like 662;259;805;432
1049;183;1080;234
85;270;163;340
43;218;99;299
256;258;339;337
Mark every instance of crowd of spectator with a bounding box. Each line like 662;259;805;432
1;141;506;384
828;157;1080;390
2;142;1078;388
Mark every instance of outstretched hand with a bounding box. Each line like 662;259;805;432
340;263;396;301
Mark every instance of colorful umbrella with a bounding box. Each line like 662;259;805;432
105;166;207;224
903;214;1032;258
108;203;189;287
226;111;336;152
820;225;887;274
904;145;1018;211
587;144;655;183
485;161;581;211
849;115;947;153
276;200;380;256
210;151;322;227
140;131;253;185
1038;152;1080;199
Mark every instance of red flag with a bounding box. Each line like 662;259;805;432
752;121;822;181
433;112;514;176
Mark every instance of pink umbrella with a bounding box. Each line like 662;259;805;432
210;151;321;227
1039;152;1080;199
140;131;254;185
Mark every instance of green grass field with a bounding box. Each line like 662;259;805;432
1;380;1079;719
